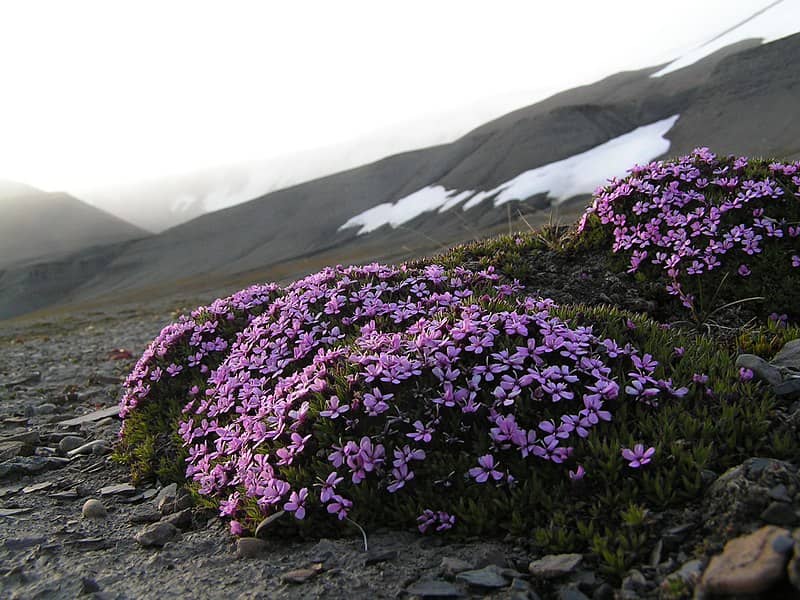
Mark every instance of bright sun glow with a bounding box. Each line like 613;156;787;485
0;0;792;196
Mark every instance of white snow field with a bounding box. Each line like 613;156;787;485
652;0;800;77
339;114;680;236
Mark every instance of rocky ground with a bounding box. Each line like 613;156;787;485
2;297;800;599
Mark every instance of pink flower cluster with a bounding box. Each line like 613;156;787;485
119;282;281;421
581;148;800;310
129;262;687;533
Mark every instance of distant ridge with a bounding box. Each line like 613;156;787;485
0;183;149;269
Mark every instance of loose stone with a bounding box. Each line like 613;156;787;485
529;554;583;578
236;537;267;558
129;506;162;524
281;564;322;584
99;483;137;496
440;556;473;578
135;522;179;548
455;565;509;589
0;441;27;461
58;436;87;454
699;525;793;596
66;440;111;457
81;498;107;519
761;501;798;526
162;508;193;530
557;585;591;600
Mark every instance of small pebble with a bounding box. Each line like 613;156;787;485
58;436;86;454
81;498;107;520
135;522;179;548
236;537;267;558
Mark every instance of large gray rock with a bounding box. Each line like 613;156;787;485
703;458;800;537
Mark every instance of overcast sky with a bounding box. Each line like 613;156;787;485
0;0;787;195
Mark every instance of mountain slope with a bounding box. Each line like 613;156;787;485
2;32;799;320
0;185;149;268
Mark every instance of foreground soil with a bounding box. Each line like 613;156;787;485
1;284;798;599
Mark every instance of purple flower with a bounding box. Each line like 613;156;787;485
469;454;504;483
320;395;350;419
319;471;343;502
229;520;244;536
407;420;434;443
326;494;352;520
284;488;308;519
569;465;585;481
621;444;655;468
672;347;685;358
739;367;754;382
737;264;751;277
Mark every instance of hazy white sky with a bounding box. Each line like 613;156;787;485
0;0;786;193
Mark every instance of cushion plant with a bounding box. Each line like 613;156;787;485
115;151;800;576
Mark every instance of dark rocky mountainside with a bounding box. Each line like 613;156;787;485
2;33;799;320
0;184;148;269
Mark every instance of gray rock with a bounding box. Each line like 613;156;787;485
23;481;54;493
254;510;285;537
33;402;58;415
775;378;800;398
1;430;40;445
81;499;107;519
406;579;464;598
455;565;509;589
529;554;583;578
773;533;795;554
761;501;798;526
308;538;338;565
154;483;178;513
135;522;179;548
0;441;27;461
621;569;647;592
736;354;782;386
5;536;47;550
0;456;69;480
3;372;41;387
281;565;321;584
557;585;591;600
67;440;111;457
440;556;473;578
58;406;119;427
50;488;80;500
58;435;86;454
591;583;614;600
129;506;162;524
236;537;267;558
772;339;800;372
703;458;800;536
162;508;193;530
769;484;792;503
80;577;101;594
99;483;137;496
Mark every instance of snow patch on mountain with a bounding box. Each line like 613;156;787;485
652;0;800;77
339;114;679;236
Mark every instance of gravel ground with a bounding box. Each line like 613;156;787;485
0;304;546;600
2;294;799;599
